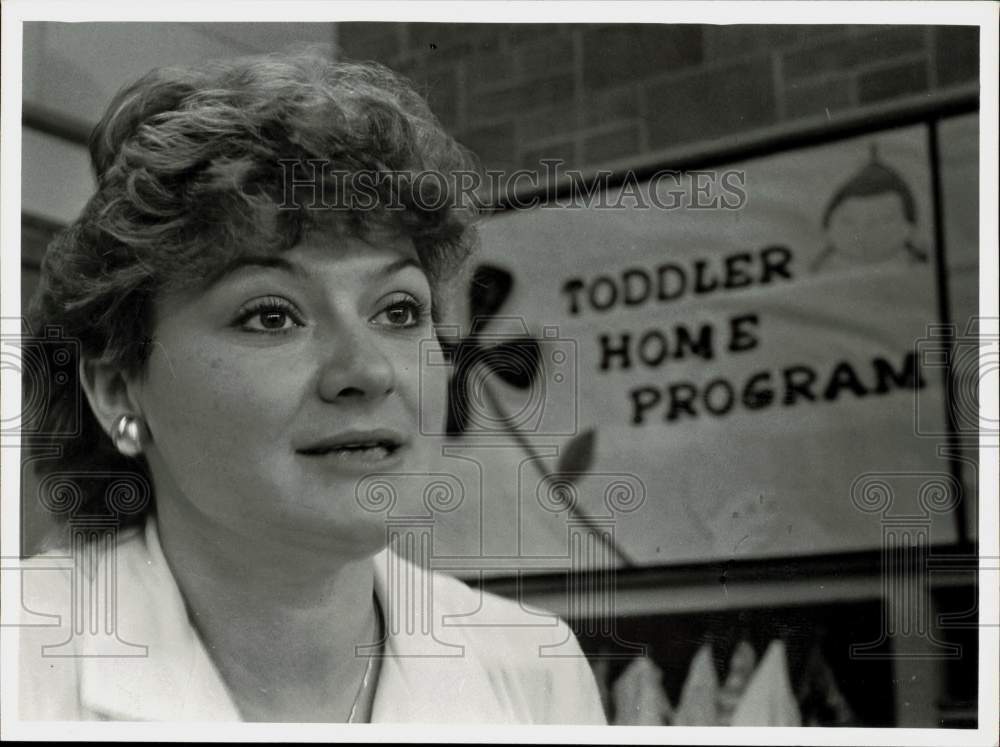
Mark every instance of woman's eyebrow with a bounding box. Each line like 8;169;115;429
368;257;424;280
207;255;423;288
210;255;305;285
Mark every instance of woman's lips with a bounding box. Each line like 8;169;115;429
296;441;409;474
296;427;407;455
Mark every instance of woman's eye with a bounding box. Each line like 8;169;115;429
373;295;429;329
233;298;304;334
253;309;294;331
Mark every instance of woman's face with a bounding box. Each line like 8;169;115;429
133;228;447;553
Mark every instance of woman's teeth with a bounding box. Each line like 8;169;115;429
310;443;397;460
334;444;390;458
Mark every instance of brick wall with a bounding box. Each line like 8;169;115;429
337;23;979;175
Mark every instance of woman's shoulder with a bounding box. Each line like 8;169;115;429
17;524;142;604
13;524;151;721
376;550;607;724
379;549;577;648
427;569;592;674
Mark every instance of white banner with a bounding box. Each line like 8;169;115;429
429;122;971;569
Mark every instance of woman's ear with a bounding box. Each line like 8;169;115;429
79;357;143;440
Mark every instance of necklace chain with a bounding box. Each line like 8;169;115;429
346;593;384;724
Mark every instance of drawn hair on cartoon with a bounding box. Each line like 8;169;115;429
810;143;928;272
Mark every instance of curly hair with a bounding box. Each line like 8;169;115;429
25;50;480;538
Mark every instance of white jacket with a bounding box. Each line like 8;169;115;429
11;517;606;724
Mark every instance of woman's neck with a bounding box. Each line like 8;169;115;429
152;498;381;722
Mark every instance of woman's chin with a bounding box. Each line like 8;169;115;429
236;508;391;557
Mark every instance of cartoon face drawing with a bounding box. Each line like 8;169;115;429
825;191;916;264
813;144;927;272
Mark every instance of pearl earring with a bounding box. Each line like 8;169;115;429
112;414;148;457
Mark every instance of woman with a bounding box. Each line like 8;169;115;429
17;50;604;724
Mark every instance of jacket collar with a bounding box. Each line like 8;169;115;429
77;517;500;722
79;518;241;720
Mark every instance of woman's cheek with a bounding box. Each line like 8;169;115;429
407;338;448;450
140;354;306;525
142;344;297;468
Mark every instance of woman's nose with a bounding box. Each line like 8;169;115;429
316;327;396;403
